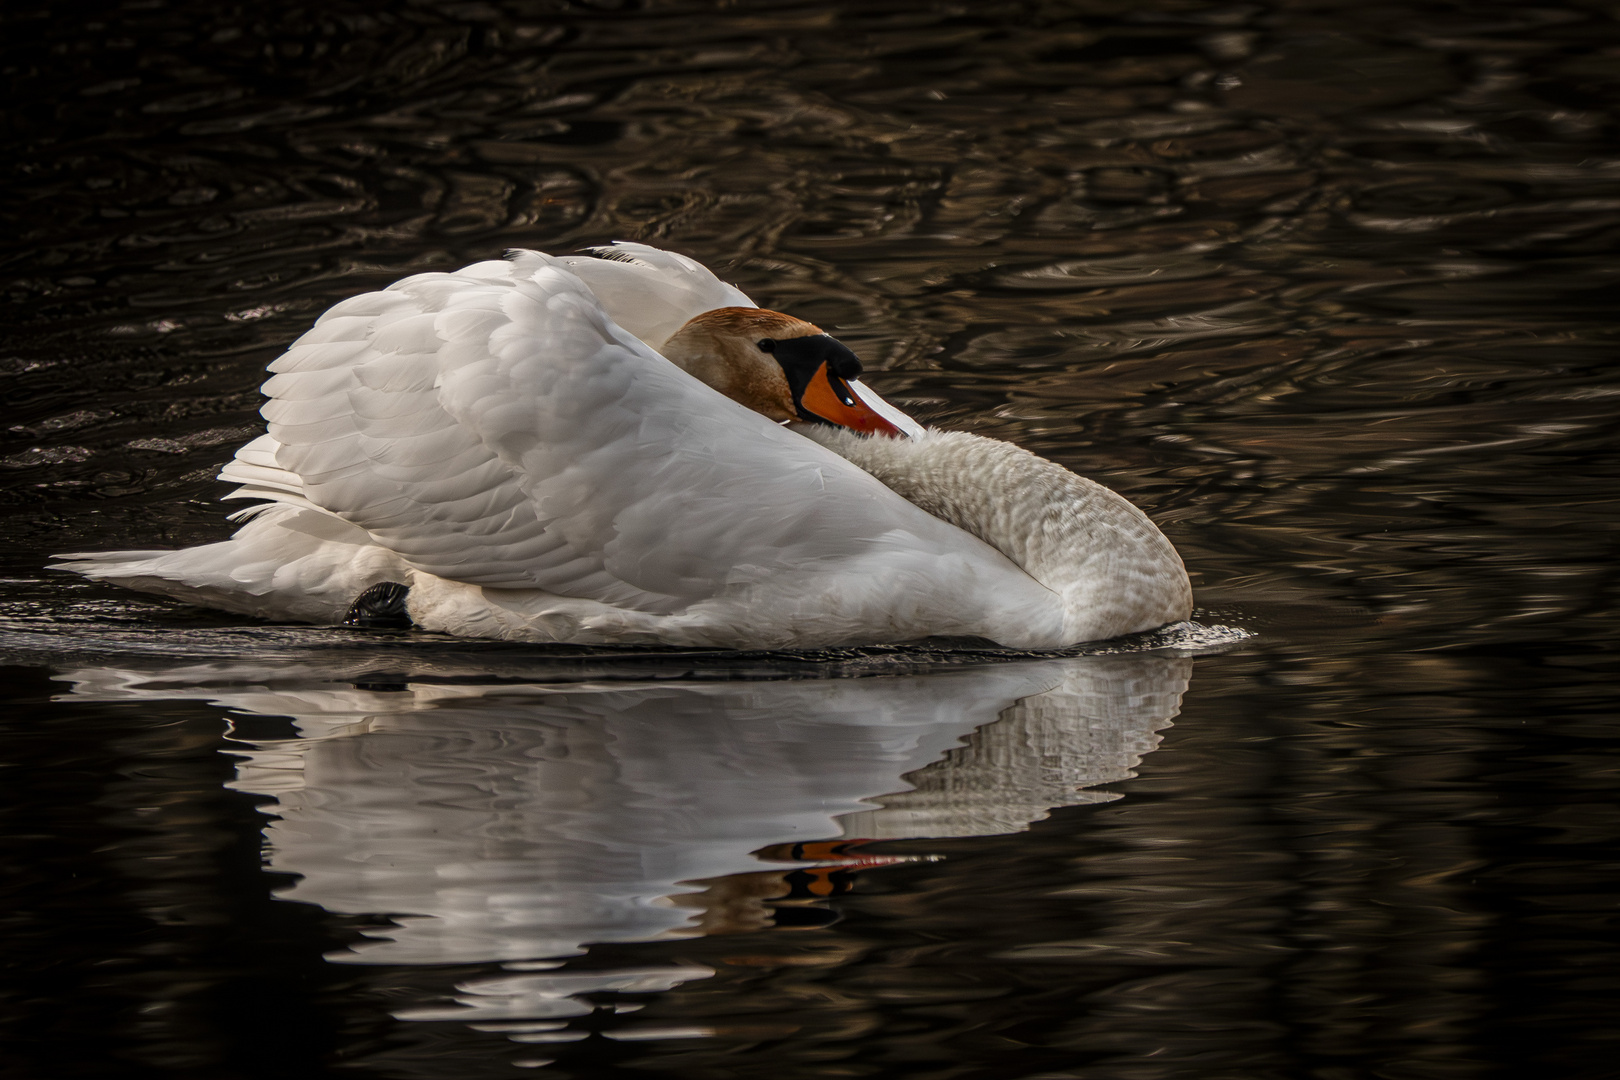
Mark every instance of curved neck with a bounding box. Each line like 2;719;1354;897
801;426;1192;642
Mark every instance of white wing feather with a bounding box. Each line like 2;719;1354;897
217;250;1060;642
552;242;755;348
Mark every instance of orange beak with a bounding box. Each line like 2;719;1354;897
798;363;907;438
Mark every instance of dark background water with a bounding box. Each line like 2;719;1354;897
2;2;1617;1078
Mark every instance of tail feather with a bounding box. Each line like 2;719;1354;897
51;503;411;624
53;550;180;569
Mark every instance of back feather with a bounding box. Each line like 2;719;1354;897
550;242;754;349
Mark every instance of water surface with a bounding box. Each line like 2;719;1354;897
2;2;1617;1077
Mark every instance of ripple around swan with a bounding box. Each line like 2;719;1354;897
0;585;1251;675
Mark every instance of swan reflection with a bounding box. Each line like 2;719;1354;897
59;652;1189;1024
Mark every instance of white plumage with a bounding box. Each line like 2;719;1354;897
55;243;1191;648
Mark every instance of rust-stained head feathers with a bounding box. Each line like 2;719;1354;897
677;307;823;342
660;307;823;424
661;306;911;438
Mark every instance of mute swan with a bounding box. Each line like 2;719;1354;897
55;243;1191;649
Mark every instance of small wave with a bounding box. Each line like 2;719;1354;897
0;595;1249;682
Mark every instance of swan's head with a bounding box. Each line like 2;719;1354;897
661;307;921;438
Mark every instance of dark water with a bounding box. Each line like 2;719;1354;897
3;2;1618;1077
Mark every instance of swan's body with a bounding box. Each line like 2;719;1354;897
56;244;1190;649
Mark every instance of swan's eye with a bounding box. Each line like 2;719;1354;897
756;339;776;353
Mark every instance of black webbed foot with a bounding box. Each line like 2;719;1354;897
343;582;412;629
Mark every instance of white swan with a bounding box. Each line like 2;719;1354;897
55;243;1191;649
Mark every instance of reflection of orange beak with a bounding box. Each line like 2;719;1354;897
798;363;906;438
753;838;913;870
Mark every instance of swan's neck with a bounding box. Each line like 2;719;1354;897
802;427;1192;642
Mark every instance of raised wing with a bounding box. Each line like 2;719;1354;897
224;251;1053;631
553;242;755;350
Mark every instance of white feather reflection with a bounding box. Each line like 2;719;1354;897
58;653;1189;1023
